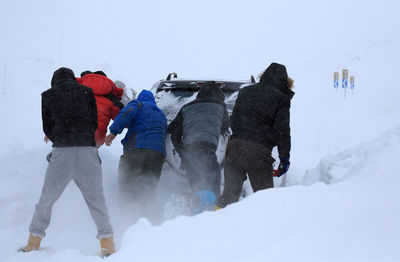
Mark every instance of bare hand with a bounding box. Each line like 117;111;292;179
105;134;116;146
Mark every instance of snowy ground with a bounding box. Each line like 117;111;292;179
1;1;400;261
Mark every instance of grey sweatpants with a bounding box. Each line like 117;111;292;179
29;147;113;239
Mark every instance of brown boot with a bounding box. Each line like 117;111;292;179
21;233;42;252
99;236;115;257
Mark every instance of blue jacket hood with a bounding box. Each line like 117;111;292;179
137;90;155;102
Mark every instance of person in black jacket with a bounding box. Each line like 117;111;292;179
22;68;115;257
216;63;294;209
168;81;229;214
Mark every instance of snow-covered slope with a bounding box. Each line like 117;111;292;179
1;1;400;261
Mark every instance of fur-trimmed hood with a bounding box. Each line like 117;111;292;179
260;63;294;98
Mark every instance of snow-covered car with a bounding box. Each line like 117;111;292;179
152;72;255;119
152;72;255;175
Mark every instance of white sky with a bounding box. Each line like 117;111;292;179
1;1;400;261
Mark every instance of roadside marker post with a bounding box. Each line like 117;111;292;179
342;69;349;99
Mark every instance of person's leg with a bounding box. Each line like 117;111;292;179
216;139;247;208
137;149;165;197
73;147;113;239
207;149;222;197
182;143;220;194
137;149;166;223
244;141;274;192
180;143;221;214
29;147;74;238
118;149;142;200
118;153;131;196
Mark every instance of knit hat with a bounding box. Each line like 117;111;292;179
80;70;93;77
196;81;224;102
51;67;76;87
94;71;107;77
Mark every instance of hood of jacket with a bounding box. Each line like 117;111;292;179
196;81;225;102
260;63;289;91
137;90;155;102
80;73;121;97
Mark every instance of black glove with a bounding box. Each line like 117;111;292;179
273;157;290;177
172;148;183;159
46;152;52;163
221;129;231;139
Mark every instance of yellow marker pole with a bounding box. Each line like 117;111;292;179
350;76;355;96
342;69;349;100
350;76;354;89
334;72;339;90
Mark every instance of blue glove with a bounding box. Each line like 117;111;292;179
192;190;216;215
274;157;290;177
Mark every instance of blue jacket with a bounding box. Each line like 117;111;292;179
109;90;167;155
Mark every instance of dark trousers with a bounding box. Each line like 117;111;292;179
118;148;165;201
182;142;221;197
217;138;275;208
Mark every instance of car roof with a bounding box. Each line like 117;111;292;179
154;75;255;94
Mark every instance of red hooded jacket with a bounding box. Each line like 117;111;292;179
78;74;124;147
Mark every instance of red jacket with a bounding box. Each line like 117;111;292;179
79;74;124;147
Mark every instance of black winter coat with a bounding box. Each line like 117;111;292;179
42;78;98;147
230;63;294;159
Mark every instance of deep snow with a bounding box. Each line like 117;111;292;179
1;0;400;261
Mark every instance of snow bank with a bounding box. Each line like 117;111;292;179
1;0;400;261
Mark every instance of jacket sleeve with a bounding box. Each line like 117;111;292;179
111;106;120;120
109;101;138;135
88;89;98;133
105;93;125;120
167;110;184;154
220;104;230;135
41;94;54;140
273;97;291;159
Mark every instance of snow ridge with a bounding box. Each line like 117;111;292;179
302;125;400;185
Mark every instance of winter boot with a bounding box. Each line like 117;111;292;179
100;236;116;257
192;190;217;215
21;233;42;252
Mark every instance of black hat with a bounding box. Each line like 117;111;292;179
51;67;76;87
94;71;107;77
80;70;93;77
196;81;224;102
